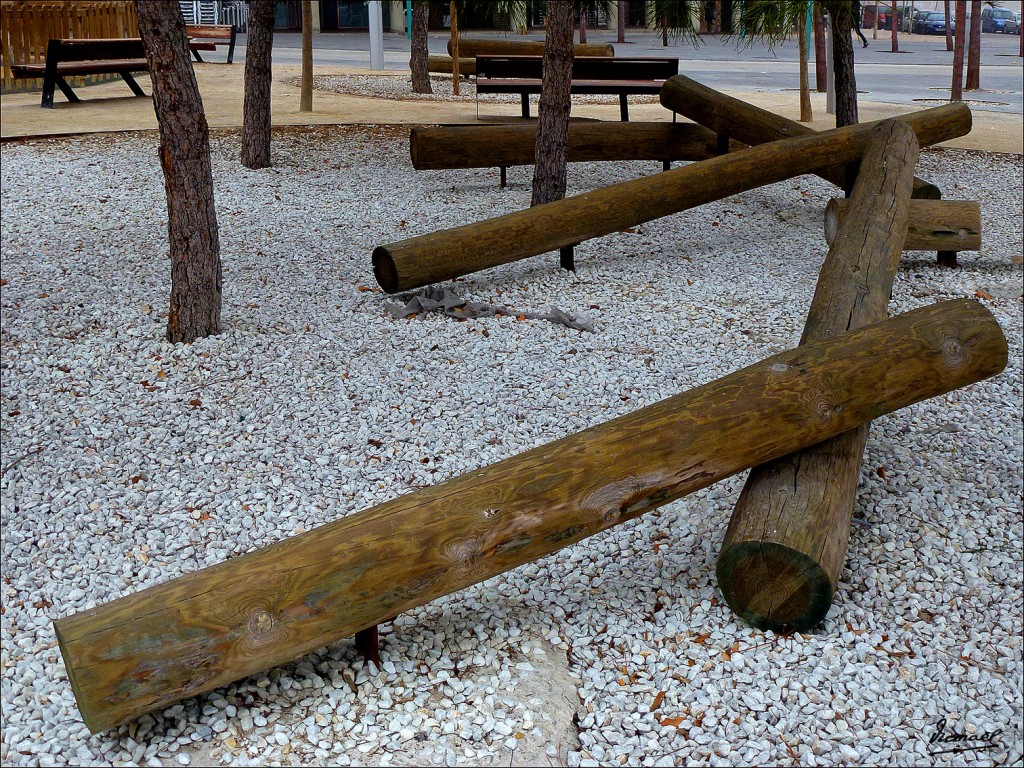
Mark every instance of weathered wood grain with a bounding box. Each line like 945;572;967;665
825;198;981;252
372;103;971;294
658;73;947;200
56;299;1006;732
409;122;722;170
717;120;920;632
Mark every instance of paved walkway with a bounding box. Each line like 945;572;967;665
1;44;1021;154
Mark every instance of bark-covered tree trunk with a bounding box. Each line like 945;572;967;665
241;0;275;169
944;0;953;51
135;0;221;343
798;6;812;122
813;2;827;91
300;0;313;111
410;1;431;93
450;2;460;96
952;0;966;100
579;9;587;43
617;0;626;43
830;8;858;126
965;0;981;90
531;0;574;207
890;6;899;52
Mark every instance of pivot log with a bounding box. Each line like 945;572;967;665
825;198;981;255
373;103;971;293
717;119;919;632
56;300;1006;732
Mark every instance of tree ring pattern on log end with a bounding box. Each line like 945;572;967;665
716;541;834;633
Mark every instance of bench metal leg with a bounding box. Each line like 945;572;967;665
227;28;237;64
560;245;576;272
937;251;958;268
500;166;507;188
521;93;530;119
191;49;205;63
619;94;629;122
43;75;80;108
120;71;147;98
663;160;671;172
716;131;730;155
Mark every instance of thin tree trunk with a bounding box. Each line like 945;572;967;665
241;0;275;169
965;0;981;90
872;1;878;38
944;0;953;51
617;0;626;43
813;2;827;91
410;1;431;93
450;1;460;96
531;0;574;207
831;8;858;126
579;9;587;43
891;6;898;51
300;0;312;111
135;0;221;343
662;15;669;46
798;4;812;122
952;0;966;100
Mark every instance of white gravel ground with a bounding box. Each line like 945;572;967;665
1;125;1021;767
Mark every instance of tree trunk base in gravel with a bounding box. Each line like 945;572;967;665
241;0;275;169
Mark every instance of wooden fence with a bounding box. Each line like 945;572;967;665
1;1;138;91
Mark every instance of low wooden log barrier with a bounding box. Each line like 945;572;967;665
409;123;724;171
56;300;1006;732
372;103;971;294
659;73;945;200
825;198;981;253
717;120;919;633
426;54;476;77
447;38;614;58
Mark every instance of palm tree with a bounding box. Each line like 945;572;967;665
741;1;861;126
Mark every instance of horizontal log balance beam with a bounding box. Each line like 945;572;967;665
825;198;981;252
409;123;727;171
56;300;1007;733
658;74;945;200
447;38;614;58
372;104;971;294
718;119;919;633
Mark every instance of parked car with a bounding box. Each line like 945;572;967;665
862;3;896;30
981;6;1015;33
1003;11;1021;35
903;8;930;32
914;10;953;35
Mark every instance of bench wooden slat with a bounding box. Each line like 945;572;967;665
12;59;148;77
185;24;235;64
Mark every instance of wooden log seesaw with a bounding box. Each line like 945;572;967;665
56;298;1007;732
372;103;971;294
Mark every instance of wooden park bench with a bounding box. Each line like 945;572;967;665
9;38;148;109
474;55;679;121
185;24;237;64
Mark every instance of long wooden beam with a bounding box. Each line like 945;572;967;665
56;300;1006;732
717;119;919;632
409;122;724;170
448;38;614;57
825;198;981;252
659;73;945;199
372;103;971;293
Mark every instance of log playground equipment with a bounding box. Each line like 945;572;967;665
54;77;1006;733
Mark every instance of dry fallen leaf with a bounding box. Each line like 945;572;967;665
974;289;993;300
660;716;684;728
650;690;666;713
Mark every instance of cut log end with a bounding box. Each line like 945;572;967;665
372;247;400;293
716;541;834;633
